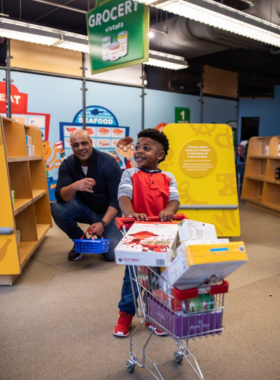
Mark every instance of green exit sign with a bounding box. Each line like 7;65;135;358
175;107;190;123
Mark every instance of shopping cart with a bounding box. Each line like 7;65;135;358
115;215;229;380
72;228;110;255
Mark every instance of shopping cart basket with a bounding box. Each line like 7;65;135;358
115;215;228;380
72;228;110;255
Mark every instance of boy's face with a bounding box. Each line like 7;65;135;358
134;137;165;170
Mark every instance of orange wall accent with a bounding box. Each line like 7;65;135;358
10;40;82;77
203;66;238;99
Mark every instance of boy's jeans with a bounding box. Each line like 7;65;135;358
51;196;122;261
118;265;139;316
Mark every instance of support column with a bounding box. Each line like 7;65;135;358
140;64;146;131
5;39;12;118
80;52;88;130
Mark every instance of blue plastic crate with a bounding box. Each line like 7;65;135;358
73;238;111;254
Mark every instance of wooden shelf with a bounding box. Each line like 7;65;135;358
248;155;268;159
0;116;52;285
37;223;51;240
19;241;38;267
242;136;280;217
7;156;43;162
32;189;46;201
246;175;265;182
14;198;33;215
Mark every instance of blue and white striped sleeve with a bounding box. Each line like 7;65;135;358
166;172;180;204
118;169;133;200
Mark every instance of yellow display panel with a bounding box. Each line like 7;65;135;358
0;124;21;274
160;124;240;237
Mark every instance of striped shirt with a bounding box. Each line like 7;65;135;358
118;167;180;216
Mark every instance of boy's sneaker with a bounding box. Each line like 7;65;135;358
68;246;83;261
113;311;133;337
146;321;167;336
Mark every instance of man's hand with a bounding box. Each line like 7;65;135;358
159;209;174;222
126;212;148;221
74;178;96;193
88;222;104;237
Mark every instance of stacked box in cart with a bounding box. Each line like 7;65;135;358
178;219;217;243
162;241;248;289
115;222;178;267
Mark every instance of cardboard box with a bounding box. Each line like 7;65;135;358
162;241;248;289
115;222;178;266
178;219;217;243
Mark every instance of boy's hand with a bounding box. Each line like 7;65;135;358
159;210;174;222
127;212;148;221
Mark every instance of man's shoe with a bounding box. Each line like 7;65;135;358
113;311;133;337
146;321;167;336
68;246;83;261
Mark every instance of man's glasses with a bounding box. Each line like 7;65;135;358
71;141;90;149
117;144;135;152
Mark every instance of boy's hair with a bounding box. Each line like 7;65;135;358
117;136;134;146
137;128;169;163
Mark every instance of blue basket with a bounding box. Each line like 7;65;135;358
73;238;111;254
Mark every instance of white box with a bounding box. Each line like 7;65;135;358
178;219;217;243
115;222;178;266
162;241;248;289
27;144;34;156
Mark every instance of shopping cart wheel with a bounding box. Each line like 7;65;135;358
174;351;183;364
126;359;136;373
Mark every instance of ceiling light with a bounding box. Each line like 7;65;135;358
144;50;188;70
0;17;89;52
137;0;280;48
149;31;155;38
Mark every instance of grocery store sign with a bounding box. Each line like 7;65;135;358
86;0;149;74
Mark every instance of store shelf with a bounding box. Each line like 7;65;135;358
19;241;38;267
7;156;43;162
241;135;280;217
246;175;265;182
14;198;33;215
248;155;268;159
0;116;52;285
37;224;51;240
32;190;47;201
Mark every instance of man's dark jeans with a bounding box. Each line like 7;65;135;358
51;196;122;261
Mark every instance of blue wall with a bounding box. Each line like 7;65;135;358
0;69;243;183
145;89;201;126
238;85;280;141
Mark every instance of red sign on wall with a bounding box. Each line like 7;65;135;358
0;83;28;114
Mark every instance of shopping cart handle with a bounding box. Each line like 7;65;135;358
173;280;229;300
115;213;188;230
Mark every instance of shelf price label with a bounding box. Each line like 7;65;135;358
175;107;190;123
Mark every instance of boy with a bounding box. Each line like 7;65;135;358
113;128;180;337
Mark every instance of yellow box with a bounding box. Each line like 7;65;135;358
162;241;248;289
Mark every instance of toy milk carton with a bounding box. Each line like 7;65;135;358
162;241;248;289
178;219;217;243
115;222;178;266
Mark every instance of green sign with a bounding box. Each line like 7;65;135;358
175;107;190;123
86;0;149;74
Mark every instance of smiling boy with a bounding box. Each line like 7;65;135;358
113;128;180;337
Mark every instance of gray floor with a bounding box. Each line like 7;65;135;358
0;201;280;380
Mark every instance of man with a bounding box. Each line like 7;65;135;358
51;129;123;261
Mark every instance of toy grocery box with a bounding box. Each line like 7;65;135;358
115;222;178;266
178;219;217;243
162;241;248;289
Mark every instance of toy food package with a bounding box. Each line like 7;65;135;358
178;219;217;243
115;222;178;266
162;241;248;289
